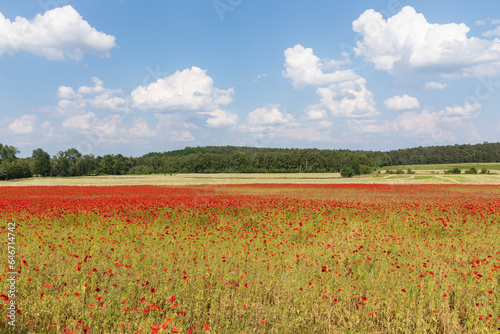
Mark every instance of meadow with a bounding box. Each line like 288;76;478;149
1;184;500;333
1;170;500;187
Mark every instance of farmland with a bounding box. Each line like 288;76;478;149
1;184;500;333
1;170;500;186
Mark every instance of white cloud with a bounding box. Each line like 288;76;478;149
57;86;77;99
476;20;487;26
40;121;62;139
130;66;234;112
62;112;158;143
9;114;37;134
92;115;122;138
353;6;500;76
0;5;115;60
348;119;396;134
246;104;293;126
56;97;87;115
62;112;96;130
235;104;334;146
283;44;358;89
315;77;379;118
394;103;481;142
254;73;268;82
384;94;420;111
275;126;334;142
396;109;447;137
345;101;481;144
424;81;447;90
89;93;129;112
170;131;195;142
441;102;481;120
129;119;155;138
201;109;238;127
482;26;500;37
77;77;106;95
306;105;328;120
55;77;130;115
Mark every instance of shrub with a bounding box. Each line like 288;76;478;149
465;167;478;174
360;165;372;175
340;166;355;178
445;167;461;174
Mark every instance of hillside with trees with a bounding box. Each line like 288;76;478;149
1;142;500;180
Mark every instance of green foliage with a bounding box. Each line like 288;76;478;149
340;166;355;178
445;167;462;174
359;164;372;175
407;168;415;174
2;141;500;180
0;159;32;180
31;148;51;176
464;167;478;174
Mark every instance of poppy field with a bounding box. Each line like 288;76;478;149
1;184;500;333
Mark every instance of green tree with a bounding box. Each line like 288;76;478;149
340;166;355;178
52;151;70;176
0;144;19;163
31;148;51;176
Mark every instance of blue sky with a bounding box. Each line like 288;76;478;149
1;0;500;157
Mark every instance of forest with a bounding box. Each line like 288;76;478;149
1;142;500;180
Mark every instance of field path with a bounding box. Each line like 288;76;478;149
434;175;460;184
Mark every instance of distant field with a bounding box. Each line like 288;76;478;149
378;162;500;172
1;171;500;186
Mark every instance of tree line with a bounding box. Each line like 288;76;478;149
0;142;499;180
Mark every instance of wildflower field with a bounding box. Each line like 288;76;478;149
1;184;500;333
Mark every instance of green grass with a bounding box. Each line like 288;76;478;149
378;162;500;172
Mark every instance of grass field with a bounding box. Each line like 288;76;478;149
1;171;500;187
378;162;500;173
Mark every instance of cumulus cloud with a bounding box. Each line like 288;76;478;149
353;6;500;76
306;105;328;120
283;44;358;89
55;77;129;115
9;114;37;134
482;26;500;37
129;119;156;138
57;86;78;99
246;104;293;126
170;131;195;142
348;119;396;134
396;109;443;137
0;5;115;60
384;94;420;111
130;66;234;112
394;102;481;142
62;111;157;144
424;81;447;90
201;109;238;127
440;102;481;120
62;112;96;130
315;77;378;118
346;101;481;144
92;115;122;138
